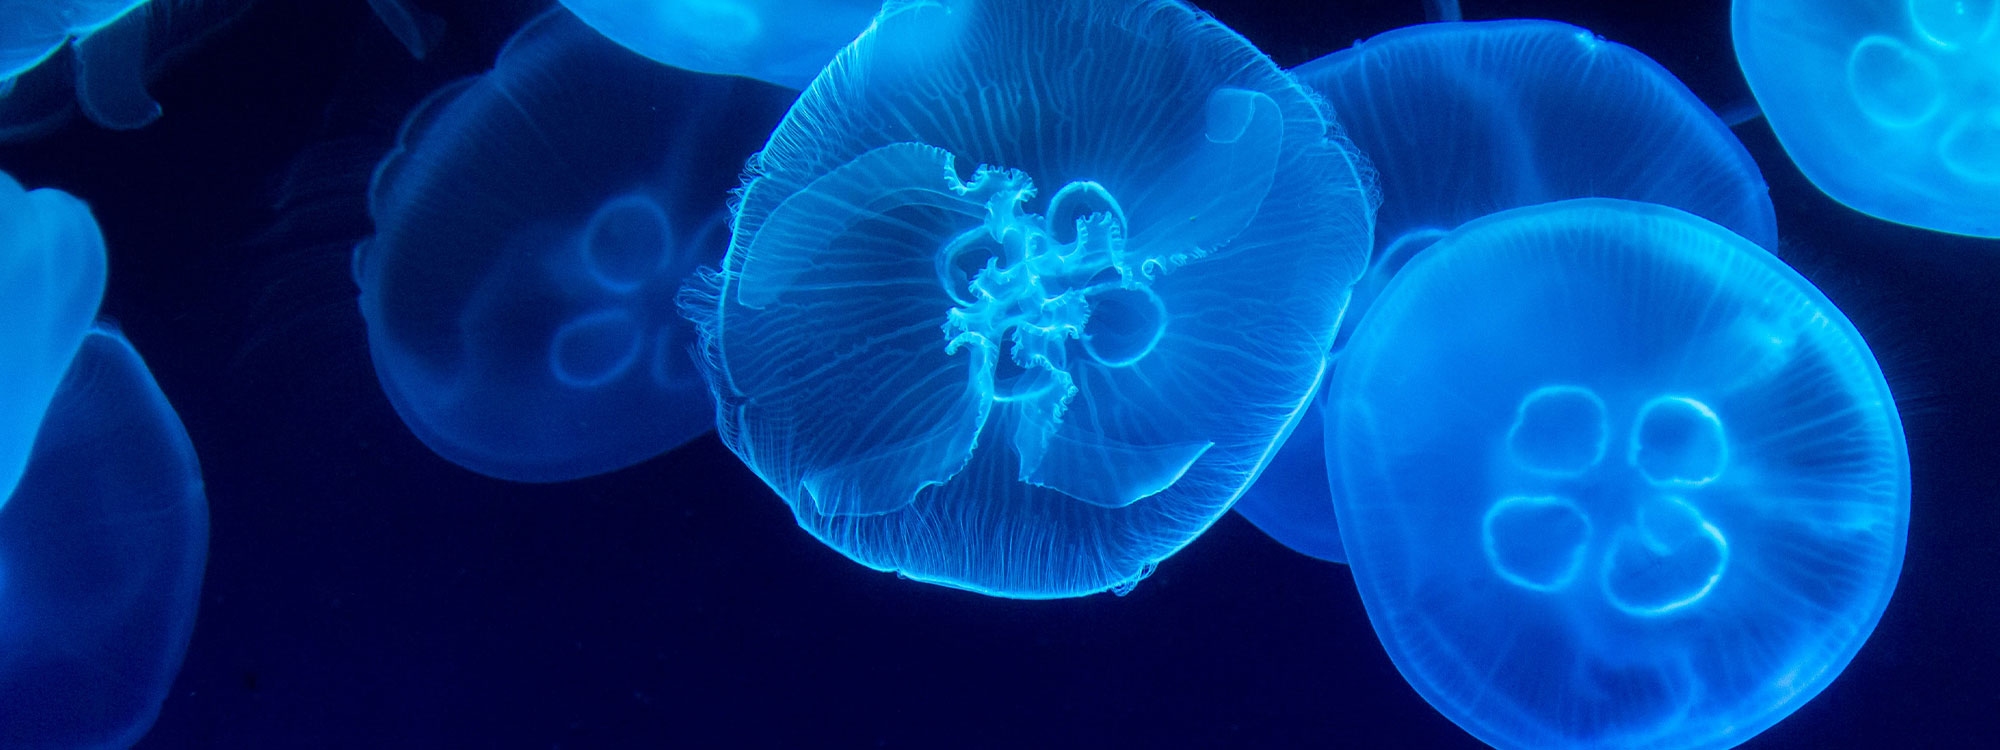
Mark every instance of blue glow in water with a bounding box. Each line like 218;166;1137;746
0;0;163;130
1735;0;2000;237
1236;19;1776;564
355;9;793;482
0;171;105;505
0;325;209;750
365;0;446;60
1331;198;1908;749
684;0;1375;598
558;0;882;88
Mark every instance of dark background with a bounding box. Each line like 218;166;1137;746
2;0;1995;747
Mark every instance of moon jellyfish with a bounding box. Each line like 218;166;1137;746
558;0;882;88
0;172;104;502
685;0;1376;597
356;8;794;482
1735;0;2000;237
1331;198;1907;749
0;0;165;131
1;325;210;750
1236;19;1777;564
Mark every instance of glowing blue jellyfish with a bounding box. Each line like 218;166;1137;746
685;0;1376;597
1235;19;1777;564
0;0;164;131
1330;198;1908;749
356;8;794;482
558;0;882;88
1735;0;2000;237
0;172;104;502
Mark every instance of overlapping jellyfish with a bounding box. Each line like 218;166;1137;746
685;0;1376;597
355;7;794;483
1330;198;1907;749
558;0;881;88
1735;0;2000;237
1234;19;1776;564
1;172;208;749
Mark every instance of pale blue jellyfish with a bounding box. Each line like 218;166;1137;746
558;0;881;88
356;8;794;482
685;0;1376;597
1735;0;2000;237
0;172;104;503
1330;198;1908;749
1235;19;1777;564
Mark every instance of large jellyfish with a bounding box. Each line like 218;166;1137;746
0;171;104;501
0;0;163;131
1330;198;1908;749
557;0;882;88
1234;19;1777;564
1735;0;2000;237
685;0;1376;597
355;8;794;483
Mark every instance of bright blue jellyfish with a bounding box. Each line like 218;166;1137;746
0;0;165;131
558;0;881;88
355;8;794;482
0;172;105;505
1;325;209;750
1331;198;1908;749
685;0;1376;597
1234;19;1777;565
1735;0;2000;237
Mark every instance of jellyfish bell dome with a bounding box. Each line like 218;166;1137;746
355;7;794;482
1235;19;1777;564
0;171;105;505
558;0;882;88
1330;198;1908;749
1735;0;2000;237
686;0;1376;597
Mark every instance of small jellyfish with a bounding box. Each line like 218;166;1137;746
1735;0;2000;237
558;0;883;88
1330;198;1908;749
1;325;210;750
355;8;794;482
0;0;164;131
1236;19;1777;564
0;171;105;505
685;0;1375;597
365;0;446;60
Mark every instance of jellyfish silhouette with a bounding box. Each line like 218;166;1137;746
685;0;1376;597
1330;198;1908;749
558;0;881;88
0;172;105;505
356;8;794;482
0;0;167;131
1235;19;1777;564
1735;0;2000;237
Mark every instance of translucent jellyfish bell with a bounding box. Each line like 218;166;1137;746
1735;0;2000;237
1;325;209;749
685;0;1375;597
558;0;882;88
1235;19;1776;564
355;8;794;482
0;172;105;505
0;0;165;130
1331;198;1908;749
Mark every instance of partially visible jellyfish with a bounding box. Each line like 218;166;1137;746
0;171;105;506
365;0;446;60
1735;0;2000;237
0;0;164;131
558;0;881;88
1331;198;1907;748
685;0;1376;597
1234;19;1776;564
1;325;210;750
355;8;794;482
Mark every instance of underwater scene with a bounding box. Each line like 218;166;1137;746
0;0;1995;747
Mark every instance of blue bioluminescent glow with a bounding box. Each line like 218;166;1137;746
1330;198;1908;749
356;9;792;483
558;0;882;89
1735;0;2000;237
0;0;163;130
0;171;105;505
683;0;1376;598
1237;19;1776;564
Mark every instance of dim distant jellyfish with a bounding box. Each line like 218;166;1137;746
684;0;1375;597
1735;0;2000;237
355;8;794;482
365;0;446;60
1330;198;1907;749
0;171;105;506
1236;19;1777;564
557;0;881;88
1;325;209;750
0;0;164;131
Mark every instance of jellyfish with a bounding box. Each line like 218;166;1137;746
0;0;165;131
365;0;446;60
557;0;882;88
684;0;1376;597
0;171;105;506
355;8;794;482
1735;0;2000;237
1234;19;1777;564
1329;198;1908;749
